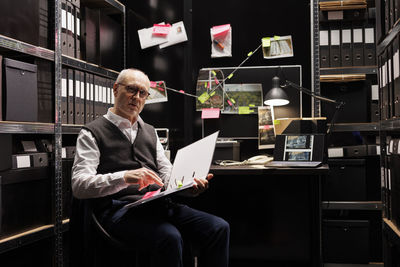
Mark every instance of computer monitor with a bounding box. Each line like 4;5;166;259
273;134;325;162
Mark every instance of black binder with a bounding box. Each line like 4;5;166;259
67;68;75;124
320;23;330;68
94;75;100;120
329;22;341;67
363;23;376;66
61;0;68;55
84;72;93;122
61;68;68;124
75;6;81;59
352;22;364;66
382;51;389;120
388;44;395;119
393;35;400;117
67;1;75;57
341;22;353;67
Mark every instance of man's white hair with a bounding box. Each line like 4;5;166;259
115;68;149;85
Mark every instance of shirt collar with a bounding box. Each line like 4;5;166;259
104;108;142;130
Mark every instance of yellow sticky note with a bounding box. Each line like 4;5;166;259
177;181;183;188
211;70;216;76
230;98;236;104
262;37;271;47
274;120;280;125
249;104;255;107
227;73;234;79
210;91;216;96
247;51;253;57
238;106;251;114
274;35;280;40
198;92;210;103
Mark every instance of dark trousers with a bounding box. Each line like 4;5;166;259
104;202;230;267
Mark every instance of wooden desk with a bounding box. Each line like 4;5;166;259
186;164;328;267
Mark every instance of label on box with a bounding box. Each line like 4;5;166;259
16;155;31;168
328;147;344;158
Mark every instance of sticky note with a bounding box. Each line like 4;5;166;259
150;81;157;88
274;35;280;40
211;24;230;38
247;51;253;57
210;91;216;96
227;99;233;106
152;24;171;36
198;92;210;103
211;70;216;76
177;181;183;188
214;77;219;84
263;125;273;130
249;104;255;107
262;37;271;47
157;87;165;92
201;108;220;119
274;120;280;125
142;188;161;200
227;73;234;79
238;106;251;114
230;98;236;104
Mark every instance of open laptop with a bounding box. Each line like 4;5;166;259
121;131;219;209
265;134;325;168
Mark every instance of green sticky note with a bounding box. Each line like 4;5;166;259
274;35;280;40
249;104;255;107
274;119;280;125
210;91;216;96
227;73;234;79
211;70;216;76
262;37;271;47
238;106;251;114
198;92;210;103
230;98;236;104
177;181;183;188
247;51;253;57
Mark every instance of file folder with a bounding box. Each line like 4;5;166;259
388;45;394;118
341;23;353;67
320;24;330;68
363;25;376;66
393;35;400;117
86;73;94;122
329;23;341;67
382;52;389;120
75;6;81;59
352;22;364;66
61;68;68;124
67;68;75;124
73;69;81;124
61;0;68;55
94;75;100;120
80;71;85;124
67;1;75;57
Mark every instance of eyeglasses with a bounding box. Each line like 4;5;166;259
118;83;150;99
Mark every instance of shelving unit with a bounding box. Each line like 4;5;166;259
0;0;125;266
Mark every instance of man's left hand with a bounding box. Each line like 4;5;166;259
190;173;213;196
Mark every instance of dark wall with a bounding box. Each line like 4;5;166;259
122;0;312;153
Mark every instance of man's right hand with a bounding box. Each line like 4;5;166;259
124;167;164;190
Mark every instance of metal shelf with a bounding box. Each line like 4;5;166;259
0;34;54;61
62;55;119;79
320;66;377;75
322;201;383;210
82;0;125;13
61;124;83;134
0;121;54;134
329;122;379;132
380;118;400;131
0;224;55;254
377;19;400;56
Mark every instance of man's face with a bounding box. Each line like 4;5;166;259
113;71;150;122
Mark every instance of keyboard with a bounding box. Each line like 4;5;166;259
265;161;322;168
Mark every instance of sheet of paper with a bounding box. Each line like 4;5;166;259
159;21;188;48
201;108;220;119
138;22;168;49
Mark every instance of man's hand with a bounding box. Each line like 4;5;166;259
124;167;164;190
190;173;214;196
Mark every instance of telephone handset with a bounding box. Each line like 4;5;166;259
215;155;273;166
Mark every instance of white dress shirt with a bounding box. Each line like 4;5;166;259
71;109;172;199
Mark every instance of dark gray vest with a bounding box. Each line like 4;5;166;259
83;116;159;212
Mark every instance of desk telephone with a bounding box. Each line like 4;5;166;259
215;155;273;166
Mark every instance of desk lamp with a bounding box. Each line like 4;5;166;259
264;76;345;134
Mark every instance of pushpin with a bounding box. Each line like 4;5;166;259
213;39;224;50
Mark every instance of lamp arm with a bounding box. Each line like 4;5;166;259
283;80;342;106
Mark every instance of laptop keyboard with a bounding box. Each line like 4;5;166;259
266;161;322;168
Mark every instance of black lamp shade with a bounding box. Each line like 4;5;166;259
264;76;290;106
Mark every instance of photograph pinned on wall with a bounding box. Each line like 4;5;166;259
222;84;263;114
258;106;276;149
262;35;294;59
210;24;232;58
196;69;224;111
146;81;168;104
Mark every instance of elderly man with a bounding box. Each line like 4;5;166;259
71;68;229;267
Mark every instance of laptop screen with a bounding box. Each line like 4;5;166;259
273;134;325;162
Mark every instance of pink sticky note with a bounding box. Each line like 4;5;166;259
227;99;233;106
201;108;220;119
214;77;219;85
179;90;185;93
157;87;165;92
263;125;273;130
150;81;157;88
152;24;171;36
211;24;230;38
142;188;161;200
